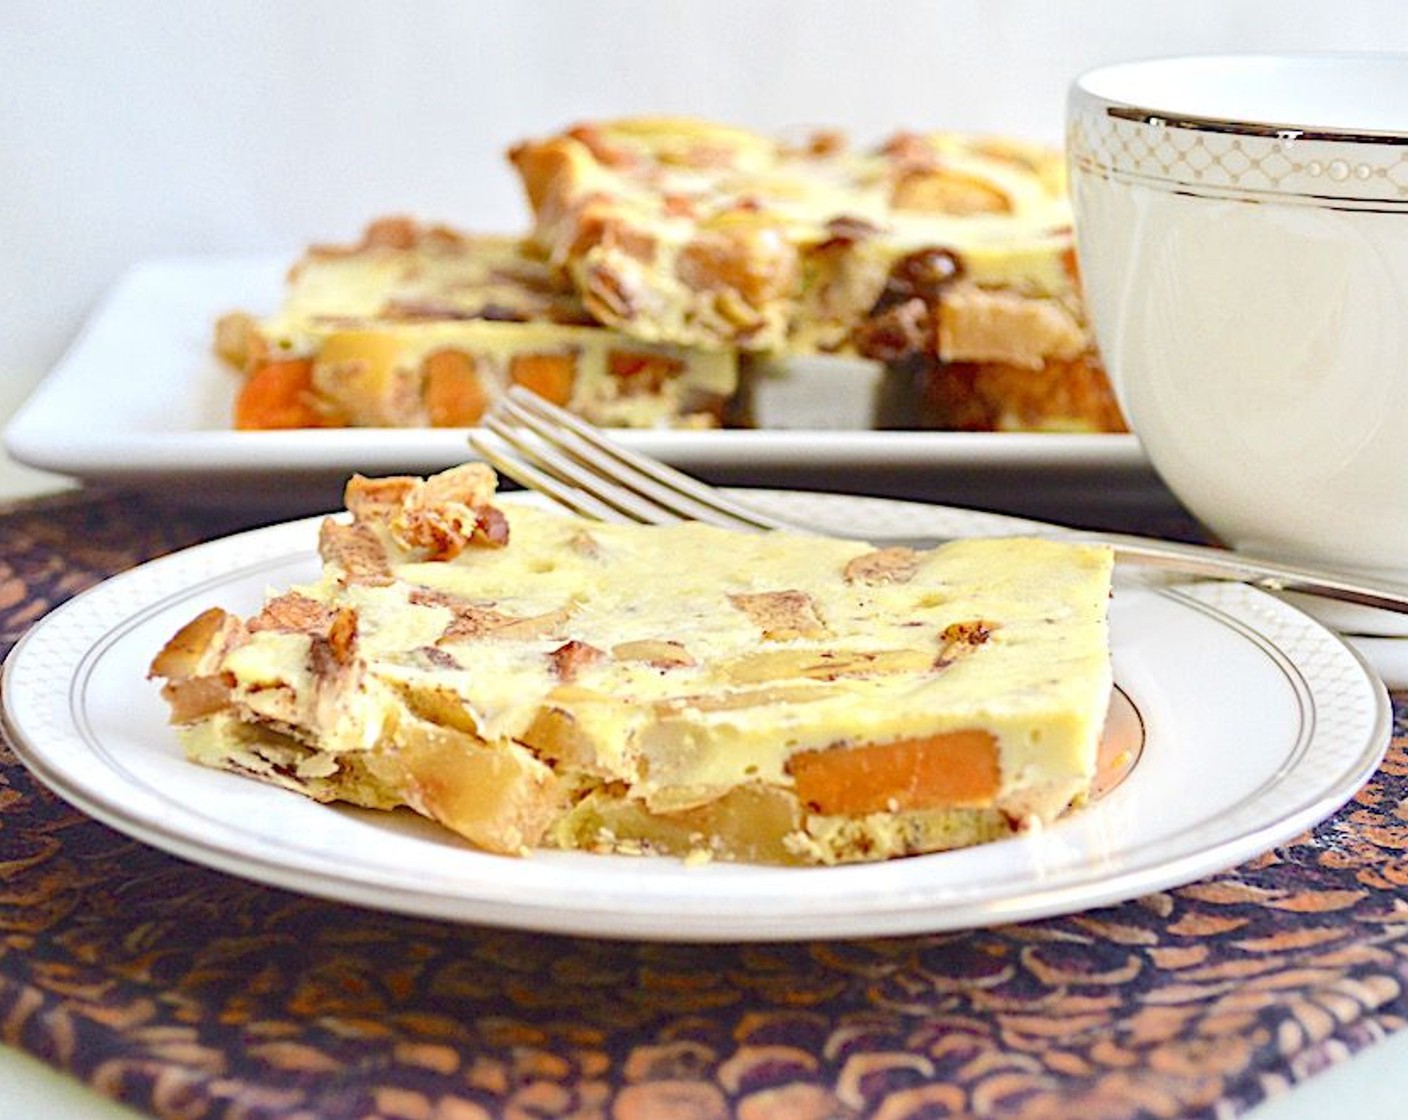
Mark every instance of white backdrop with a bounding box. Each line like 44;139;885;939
6;0;1408;420
11;8;1408;1114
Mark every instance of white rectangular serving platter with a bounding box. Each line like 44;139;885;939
4;257;1160;517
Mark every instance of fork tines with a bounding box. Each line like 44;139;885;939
469;387;801;535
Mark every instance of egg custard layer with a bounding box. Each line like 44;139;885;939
150;466;1115;865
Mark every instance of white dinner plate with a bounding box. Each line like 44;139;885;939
1;490;1391;941
2;257;1158;515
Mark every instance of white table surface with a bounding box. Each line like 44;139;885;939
3;393;1407;1120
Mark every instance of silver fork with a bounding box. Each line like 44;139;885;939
469;386;1408;616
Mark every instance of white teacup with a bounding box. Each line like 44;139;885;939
1068;54;1408;633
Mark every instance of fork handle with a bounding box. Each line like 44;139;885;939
1089;533;1408;615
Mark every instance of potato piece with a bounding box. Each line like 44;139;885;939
788;730;1001;813
509;351;578;406
422;349;489;426
234;358;329;430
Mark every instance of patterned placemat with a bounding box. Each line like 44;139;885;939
3;489;1407;1120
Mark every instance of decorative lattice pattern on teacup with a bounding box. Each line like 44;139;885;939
1068;96;1408;206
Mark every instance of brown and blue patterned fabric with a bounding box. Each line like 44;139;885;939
3;491;1407;1120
